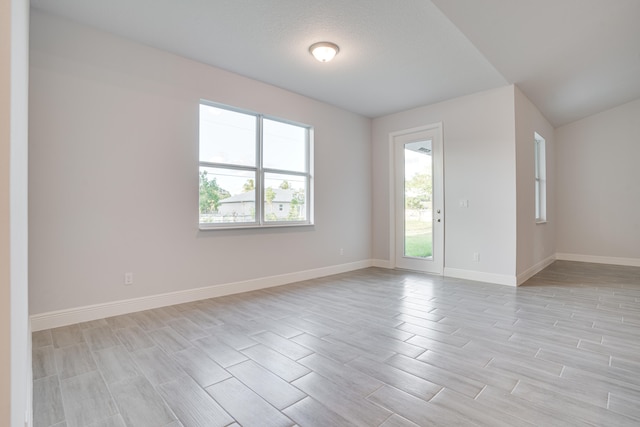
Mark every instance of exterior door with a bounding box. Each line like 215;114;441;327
392;124;443;274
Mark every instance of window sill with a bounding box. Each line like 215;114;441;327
535;220;547;225
199;222;313;231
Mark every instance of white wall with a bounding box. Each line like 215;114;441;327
514;86;556;279
555;98;640;265
0;0;11;418
1;1;11;422
2;0;31;425
29;11;372;315
372;86;518;283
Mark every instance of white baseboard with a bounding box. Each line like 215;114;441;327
30;260;374;331
517;255;556;285
555;253;640;267
371;259;392;269
370;260;519;286
39;253;638;331
443;267;518;287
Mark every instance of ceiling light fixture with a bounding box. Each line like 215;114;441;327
309;41;339;63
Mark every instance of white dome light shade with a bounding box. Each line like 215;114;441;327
309;42;339;62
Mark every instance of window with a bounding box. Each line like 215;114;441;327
534;132;546;223
199;101;313;229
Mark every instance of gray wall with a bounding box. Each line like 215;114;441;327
514;86;556;277
29;11;372;314
372;86;519;283
556;98;640;264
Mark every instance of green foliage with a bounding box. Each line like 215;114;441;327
199;170;230;214
288;189;304;220
265;187;276;204
404;233;433;258
404;219;432;258
406;197;423;210
263;187;276;217
242;179;255;193
405;173;432;210
279;180;290;190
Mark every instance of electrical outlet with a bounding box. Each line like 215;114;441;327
124;272;134;285
473;252;480;262
340;248;344;256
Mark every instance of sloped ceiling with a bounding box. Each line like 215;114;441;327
30;0;640;127
431;0;640;126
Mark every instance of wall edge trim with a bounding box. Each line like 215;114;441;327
371;259;392;269
516;255;556;285
555;253;640;268
443;267;518;286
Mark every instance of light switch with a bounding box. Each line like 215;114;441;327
459;199;469;208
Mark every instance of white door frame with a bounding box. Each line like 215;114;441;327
388;122;444;274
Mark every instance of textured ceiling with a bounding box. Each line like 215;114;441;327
431;0;640;126
30;0;640;127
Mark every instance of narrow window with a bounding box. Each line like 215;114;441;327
534;132;546;223
199;101;313;229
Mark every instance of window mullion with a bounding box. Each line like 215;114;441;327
199;161;257;173
262;168;309;177
255;115;263;225
305;127;312;223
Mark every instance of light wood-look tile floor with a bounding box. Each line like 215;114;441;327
32;261;640;426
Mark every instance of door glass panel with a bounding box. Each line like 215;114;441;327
403;140;433;259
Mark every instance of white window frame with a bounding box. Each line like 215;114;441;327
199;100;314;230
534;132;546;223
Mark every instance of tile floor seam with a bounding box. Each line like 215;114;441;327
32;263;640;427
